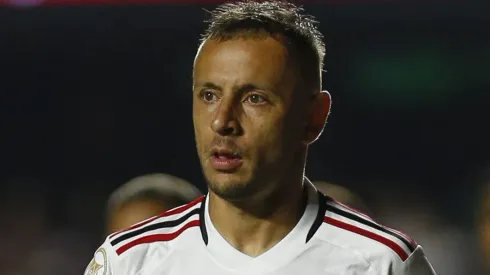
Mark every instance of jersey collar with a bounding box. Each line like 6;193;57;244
198;178;326;273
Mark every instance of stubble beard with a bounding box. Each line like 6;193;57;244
201;159;263;202
205;171;261;202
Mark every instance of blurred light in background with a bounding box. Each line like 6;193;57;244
351;47;459;107
6;0;44;6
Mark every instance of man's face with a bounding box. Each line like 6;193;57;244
192;36;309;200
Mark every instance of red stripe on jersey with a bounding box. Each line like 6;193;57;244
330;199;374;221
116;220;200;255
109;196;204;239
328;199;417;248
323;216;409;261
385;227;417;248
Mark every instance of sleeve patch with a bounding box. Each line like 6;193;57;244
84;248;108;275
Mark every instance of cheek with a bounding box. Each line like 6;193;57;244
194;100;218;117
193;114;212;155
193;106;206;133
261;110;301;142
194;127;206;152
244;114;289;154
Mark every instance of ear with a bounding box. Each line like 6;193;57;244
303;90;331;145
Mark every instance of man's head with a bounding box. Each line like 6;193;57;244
106;173;202;234
193;1;330;202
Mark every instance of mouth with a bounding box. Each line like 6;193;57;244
212;148;242;160
209;148;243;171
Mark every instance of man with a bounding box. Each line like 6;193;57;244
105;173;202;234
84;1;436;274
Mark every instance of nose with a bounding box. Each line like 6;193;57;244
211;99;241;136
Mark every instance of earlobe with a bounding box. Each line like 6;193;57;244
304;90;331;145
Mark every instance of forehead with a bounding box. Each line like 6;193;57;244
193;37;295;90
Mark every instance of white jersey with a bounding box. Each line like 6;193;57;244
84;179;436;275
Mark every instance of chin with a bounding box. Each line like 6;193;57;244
206;173;257;201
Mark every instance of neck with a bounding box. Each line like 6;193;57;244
208;174;306;257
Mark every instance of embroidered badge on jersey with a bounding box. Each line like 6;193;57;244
84;248;108;275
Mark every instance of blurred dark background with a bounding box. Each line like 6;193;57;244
0;0;489;274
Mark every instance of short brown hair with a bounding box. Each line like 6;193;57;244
201;1;326;93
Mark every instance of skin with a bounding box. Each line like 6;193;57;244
107;200;168;234
193;34;331;256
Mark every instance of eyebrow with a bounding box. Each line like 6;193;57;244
196;82;222;91
194;82;271;94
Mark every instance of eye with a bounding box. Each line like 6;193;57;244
200;91;218;103
244;94;267;105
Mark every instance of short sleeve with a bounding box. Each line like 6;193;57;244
393;246;437;275
83;239;119;275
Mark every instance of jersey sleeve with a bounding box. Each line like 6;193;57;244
391;246;437;275
83;238;120;275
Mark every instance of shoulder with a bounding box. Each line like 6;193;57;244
315;196;435;274
84;196;204;275
107;195;204;255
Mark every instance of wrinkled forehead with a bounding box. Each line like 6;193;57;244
195;36;289;69
193;37;298;93
195;29;290;61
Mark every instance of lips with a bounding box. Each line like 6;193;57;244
209;148;243;172
213;149;241;159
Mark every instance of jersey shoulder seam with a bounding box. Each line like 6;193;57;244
108;196;204;255
321;196;416;262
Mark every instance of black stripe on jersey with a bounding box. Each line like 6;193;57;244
199;195;209;245
306;191;328;243
110;207;200;246
325;200;415;252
